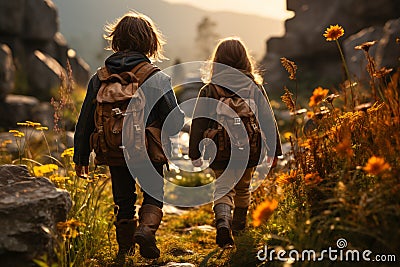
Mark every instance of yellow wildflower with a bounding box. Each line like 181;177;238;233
33;164;59;177
61;148;74;158
363;156;390;176
252;199;278;227
25;121;41;127
276;169;297;186
309;87;329;107
36;126;48;131
323;25;344;41
9;130;25;138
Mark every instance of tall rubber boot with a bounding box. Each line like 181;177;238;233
214;203;234;248
231;206;248;236
114;219;137;266
134;204;163;259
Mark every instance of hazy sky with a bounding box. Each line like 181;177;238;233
163;0;294;20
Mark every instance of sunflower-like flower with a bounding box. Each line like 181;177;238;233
252;199;278;227
363;156;390;176
323;25;344;41
276;169;297;186
309;87;329;107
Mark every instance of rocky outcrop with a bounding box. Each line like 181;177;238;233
262;0;400;97
344;18;400;79
27;50;66;100
0;164;71;267
0;44;15;101
0;0;90;129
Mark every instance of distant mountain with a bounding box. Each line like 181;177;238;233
52;0;283;71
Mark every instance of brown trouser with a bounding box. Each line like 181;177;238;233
213;167;256;208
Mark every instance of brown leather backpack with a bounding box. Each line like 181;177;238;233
89;61;167;166
203;84;267;164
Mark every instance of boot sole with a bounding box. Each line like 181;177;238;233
135;234;160;259
216;227;234;248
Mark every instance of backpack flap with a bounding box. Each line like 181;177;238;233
212;84;265;162
96;71;139;103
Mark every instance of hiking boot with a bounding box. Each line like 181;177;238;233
232;206;248;236
134;204;163;259
114;219;137;266
214;203;234;248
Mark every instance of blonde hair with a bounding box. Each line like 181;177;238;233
203;37;262;84
104;11;166;61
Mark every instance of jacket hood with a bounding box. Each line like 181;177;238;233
210;65;258;97
104;51;150;73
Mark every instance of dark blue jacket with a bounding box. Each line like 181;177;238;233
73;51;185;166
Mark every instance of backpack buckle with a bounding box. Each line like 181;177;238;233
111;108;122;117
134;125;141;131
234;117;241;125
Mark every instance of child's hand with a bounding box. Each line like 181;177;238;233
191;158;203;167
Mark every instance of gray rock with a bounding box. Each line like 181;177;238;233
67;49;91;87
24;0;58;41
377;18;400;70
0;44;15;101
262;0;400;97
32;102;55;129
0;94;39;130
0;0;25;35
0;164;71;267
26;50;66;101
43;32;69;68
344;18;400;80
344;27;384;80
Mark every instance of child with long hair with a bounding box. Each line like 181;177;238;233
189;37;282;247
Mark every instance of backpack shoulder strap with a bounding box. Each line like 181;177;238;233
131;61;160;86
97;66;111;81
96;61;160;84
208;83;226;99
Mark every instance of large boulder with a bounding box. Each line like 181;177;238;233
262;0;400;97
67;48;91;88
0;0;25;35
24;0;58;41
0;164;71;267
0;44;15;101
344;18;400;80
0;95;39;130
26;50;66;101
